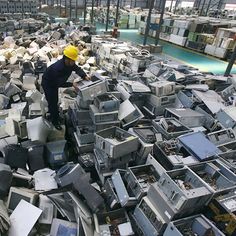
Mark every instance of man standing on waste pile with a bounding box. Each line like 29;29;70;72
42;45;90;130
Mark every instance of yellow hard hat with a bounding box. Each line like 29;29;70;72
63;45;79;61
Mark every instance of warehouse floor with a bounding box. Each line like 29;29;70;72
96;23;236;75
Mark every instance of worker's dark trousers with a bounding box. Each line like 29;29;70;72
42;83;59;125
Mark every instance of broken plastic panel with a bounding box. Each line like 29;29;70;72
178;132;221;161
163;214;225;236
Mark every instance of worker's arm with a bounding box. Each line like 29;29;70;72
72;65;90;91
61;65;86;88
60;81;73;88
73;64;90;80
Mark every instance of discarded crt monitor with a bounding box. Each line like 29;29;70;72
21;61;34;75
56;162;105;213
7;187;38;212
3;144;28;169
55;162;89;187
34;59;47;75
46;140;67;168
21;140;46;173
0;163;12;197
27;117;52;143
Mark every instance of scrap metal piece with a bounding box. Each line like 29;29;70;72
149;81;175;97
76;73;107;101
94;93;120;112
133;126;157;144
190;160;236;195
207;129;236;146
163;214;225;236
95;127;139;159
164;108;206;128
89;104;119;124
192;89;225;114
217;107;236;130
133;196;167;236
118;99;144;127
152;117;192;140
112;169;138;207
147;167;213;222
125;164;160;200
104;178;120;210
94;208;134;235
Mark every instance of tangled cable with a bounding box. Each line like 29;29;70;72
125;46;151;59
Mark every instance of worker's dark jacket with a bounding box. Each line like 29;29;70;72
42;58;87;88
42;58;86;124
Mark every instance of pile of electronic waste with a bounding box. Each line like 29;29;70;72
1;26;236;236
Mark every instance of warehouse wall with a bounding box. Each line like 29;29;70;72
225;4;236;10
154;0;236;11
43;0;236;10
0;0;38;14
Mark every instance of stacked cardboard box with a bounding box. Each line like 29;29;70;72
186;20;208;52
204;28;236;59
128;13;136;29
166;19;191;46
119;13;129;29
88;6;148;29
139;15;236;60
